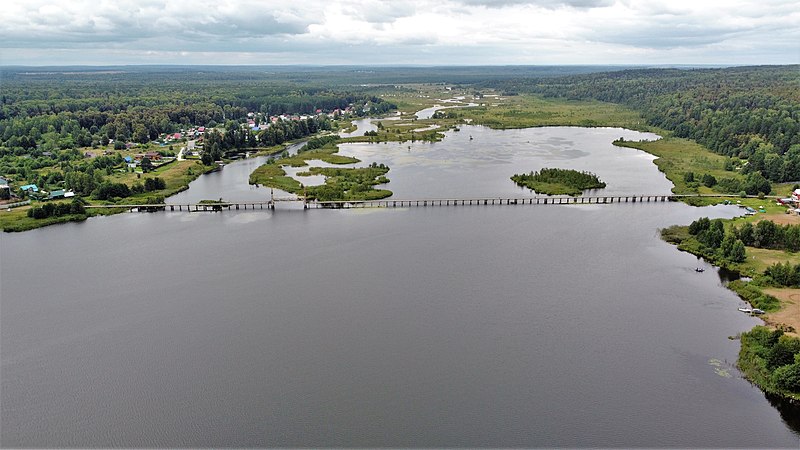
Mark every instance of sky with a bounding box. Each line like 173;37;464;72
0;0;798;66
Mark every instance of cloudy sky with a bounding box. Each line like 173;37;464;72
1;0;797;66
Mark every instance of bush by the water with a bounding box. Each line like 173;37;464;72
27;199;86;219
685;217;747;263
511;168;606;196
739;326;800;397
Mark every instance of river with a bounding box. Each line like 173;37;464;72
1;121;798;447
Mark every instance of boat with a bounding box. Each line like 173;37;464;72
695;267;705;272
752;308;765;315
738;307;753;313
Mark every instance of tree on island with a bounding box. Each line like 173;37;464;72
511;168;606;196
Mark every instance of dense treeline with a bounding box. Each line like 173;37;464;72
731;220;800;252
686;217;747;263
200;117;332;164
493;66;800;184
27;199;86;219
681;169;772;196
0;69;395;154
739;327;800;395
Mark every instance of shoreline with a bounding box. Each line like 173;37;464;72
660;222;800;403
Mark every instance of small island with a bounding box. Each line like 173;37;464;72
249;137;392;201
511;168;606;196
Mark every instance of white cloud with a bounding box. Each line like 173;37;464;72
0;0;797;65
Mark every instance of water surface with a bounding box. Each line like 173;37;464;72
2;126;798;448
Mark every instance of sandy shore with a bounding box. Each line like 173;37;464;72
761;288;800;337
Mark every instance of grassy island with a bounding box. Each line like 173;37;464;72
511;168;606;196
249;140;392;201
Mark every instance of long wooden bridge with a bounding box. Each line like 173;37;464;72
83;193;759;213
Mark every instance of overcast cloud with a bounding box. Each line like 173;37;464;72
0;0;797;65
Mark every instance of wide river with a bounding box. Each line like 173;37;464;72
2;123;799;447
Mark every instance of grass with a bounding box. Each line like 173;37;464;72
278;145;360;167
455;94;647;130
249;163;303;193
0;205;88;232
614;137;744;195
109;160;213;196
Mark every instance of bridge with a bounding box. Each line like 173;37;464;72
82;193;763;213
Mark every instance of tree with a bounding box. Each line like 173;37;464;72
688;217;711;235
785;226;800;252
736;222;755;246
772;359;800;392
729;240;746;263
701;220;724;249
767;337;800;370
140;157;153;173
754;220;778;248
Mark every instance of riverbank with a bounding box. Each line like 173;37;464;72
660;206;800;401
0;160;219;232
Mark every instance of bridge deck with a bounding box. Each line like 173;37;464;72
81;193;769;212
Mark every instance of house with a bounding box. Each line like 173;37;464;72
144;152;161;161
0;177;10;197
49;189;65;199
19;184;39;193
124;156;133;163
63;190;75;198
791;189;800;204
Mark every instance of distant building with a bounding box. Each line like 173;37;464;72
49;189;65;199
19;184;38;193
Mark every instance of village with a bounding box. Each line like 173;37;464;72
0;107;352;207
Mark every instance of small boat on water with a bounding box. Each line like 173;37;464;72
752;308;765;315
738;307;753;313
695;267;705;272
